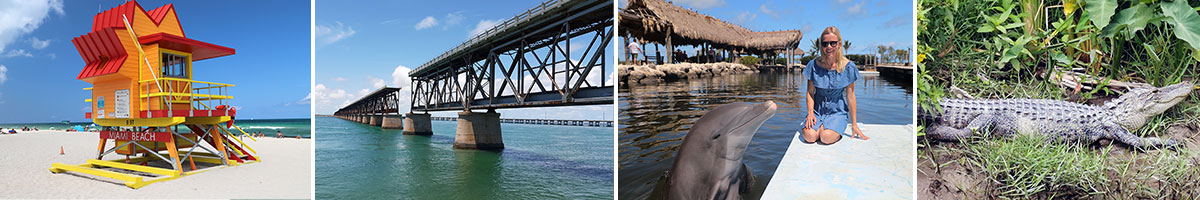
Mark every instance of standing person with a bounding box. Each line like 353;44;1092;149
627;39;642;65
798;26;867;145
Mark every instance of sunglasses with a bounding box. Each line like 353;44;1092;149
822;41;839;47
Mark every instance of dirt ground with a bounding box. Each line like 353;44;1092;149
917;123;1200;199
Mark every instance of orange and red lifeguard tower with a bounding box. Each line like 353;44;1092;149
50;1;259;189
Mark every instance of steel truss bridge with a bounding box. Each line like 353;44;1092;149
408;0;614;112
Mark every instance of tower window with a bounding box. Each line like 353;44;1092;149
161;53;188;78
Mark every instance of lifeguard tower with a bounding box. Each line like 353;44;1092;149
49;1;259;189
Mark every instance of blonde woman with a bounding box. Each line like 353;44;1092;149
799;26;867;145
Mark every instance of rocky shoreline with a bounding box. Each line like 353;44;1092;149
618;62;771;84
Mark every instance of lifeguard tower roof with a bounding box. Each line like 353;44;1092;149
73;1;234;80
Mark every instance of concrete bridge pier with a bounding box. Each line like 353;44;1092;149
369;115;382;126
403;113;433;135
453;110;503;150
381;115;403;129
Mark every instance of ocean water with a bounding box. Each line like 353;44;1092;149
315;116;614;199
618;70;913;199
0;118;311;138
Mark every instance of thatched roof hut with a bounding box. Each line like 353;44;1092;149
619;0;803;54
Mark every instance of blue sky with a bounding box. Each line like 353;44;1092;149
618;0;914;55
315;0;615;120
0;0;311;123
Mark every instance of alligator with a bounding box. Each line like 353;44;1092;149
919;82;1194;149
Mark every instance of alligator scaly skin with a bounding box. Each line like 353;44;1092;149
921;98;1177;148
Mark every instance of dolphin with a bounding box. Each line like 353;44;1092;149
658;101;778;200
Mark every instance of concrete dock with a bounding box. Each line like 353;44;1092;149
762;124;914;199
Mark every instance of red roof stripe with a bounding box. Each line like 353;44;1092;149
91;1;179;35
70;38;87;62
138;33;234;61
79;34;99;62
74;28;130;80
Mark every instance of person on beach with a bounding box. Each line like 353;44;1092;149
627;39;642;65
798;26;867;145
277;130;283;138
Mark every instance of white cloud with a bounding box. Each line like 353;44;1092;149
469;19;502;38
845;1;867;16
392;65;412;88
0;65;7;84
0;0;62;54
883;15;912;28
316;21;356;46
286;92;311;106
414;16;438;30
46;53;55;60
836;0;851;3
2;49;32;57
733;11;757;26
30;37;49;49
299;93;312;105
314;83;352;105
443;12;465;28
332;76;346;82
367;76;386;88
672;0;726;9
760;4;778;18
357;88;370;96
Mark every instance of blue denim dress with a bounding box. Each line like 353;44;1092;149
801;59;860;136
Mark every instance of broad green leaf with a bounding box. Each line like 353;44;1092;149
1085;0;1118;30
1162;0;1200;54
978;24;997;33
1100;3;1152;38
1052;52;1072;66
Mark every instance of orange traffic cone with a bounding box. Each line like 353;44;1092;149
59;146;64;155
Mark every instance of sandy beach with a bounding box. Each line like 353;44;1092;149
0;130;311;199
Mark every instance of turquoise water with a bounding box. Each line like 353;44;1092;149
0;118;311;138
315;116;614;199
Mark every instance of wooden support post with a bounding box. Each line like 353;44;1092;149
665;28;673;64
165;139;182;174
210;124;227;162
96;139;107;159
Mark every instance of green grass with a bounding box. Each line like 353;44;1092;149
949;133;1200;199
964;134;1110;198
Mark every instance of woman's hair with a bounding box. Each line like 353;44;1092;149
819;26;850;73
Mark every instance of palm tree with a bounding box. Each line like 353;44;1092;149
842;40;852;52
810;39;821;56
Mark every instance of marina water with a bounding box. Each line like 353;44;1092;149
618;70;913;199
